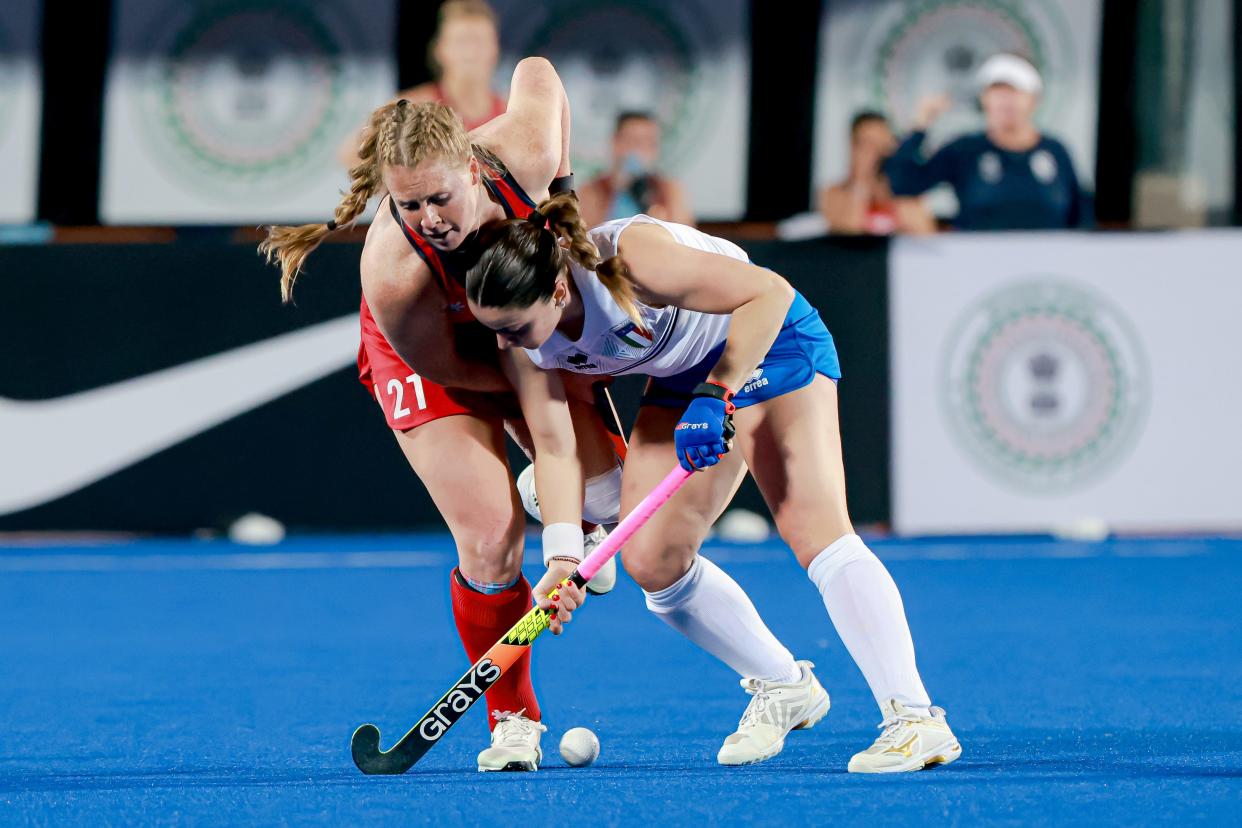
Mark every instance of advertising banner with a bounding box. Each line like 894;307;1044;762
814;0;1101;214
891;231;1242;534
101;0;396;224
491;0;751;220
0;0;42;224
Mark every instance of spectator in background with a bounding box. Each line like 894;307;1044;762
339;0;505;168
819;111;935;235
577;111;694;228
884;54;1092;231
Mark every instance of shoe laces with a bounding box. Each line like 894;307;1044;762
491;709;546;746
584;526;608;551
873;708;924;748
737;678;774;728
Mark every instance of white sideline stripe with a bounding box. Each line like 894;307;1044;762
0;550;453;573
707;544;1212;563
0;542;1215;573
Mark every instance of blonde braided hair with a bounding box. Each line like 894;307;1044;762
259;100;495;303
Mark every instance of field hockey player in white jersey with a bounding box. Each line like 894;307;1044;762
461;194;962;772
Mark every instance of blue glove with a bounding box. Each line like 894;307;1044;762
674;383;737;472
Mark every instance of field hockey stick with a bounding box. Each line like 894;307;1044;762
350;464;694;775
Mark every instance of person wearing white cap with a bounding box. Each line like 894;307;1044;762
884;53;1092;230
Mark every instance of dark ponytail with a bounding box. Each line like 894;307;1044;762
466;193;644;327
466;214;564;310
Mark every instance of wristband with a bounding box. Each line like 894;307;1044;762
692;380;737;413
542;522;585;566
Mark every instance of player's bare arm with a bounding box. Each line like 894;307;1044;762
361;210;509;392
499;347;587;634
617;222;795;391
470;57;570;199
500;348;584;530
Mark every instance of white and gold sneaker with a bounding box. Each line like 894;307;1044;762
477;710;546;772
717;660;830;766
847;699;961;773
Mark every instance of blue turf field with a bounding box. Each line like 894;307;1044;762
1;534;1239;826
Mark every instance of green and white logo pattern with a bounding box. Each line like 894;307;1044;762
132;0;371;198
815;0;1098;193
943;280;1148;491
862;0;1076;141
506;0;719;178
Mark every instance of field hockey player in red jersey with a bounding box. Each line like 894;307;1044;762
261;58;624;772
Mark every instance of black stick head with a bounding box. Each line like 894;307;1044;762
351;723;389;774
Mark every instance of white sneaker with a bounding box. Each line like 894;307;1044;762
847;699;962;773
516;463;542;523
717;660;830;766
583;525;616;595
477;710;546;772
517;464;617;596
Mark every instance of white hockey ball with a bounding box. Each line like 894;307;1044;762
228;512;286;545
716;508;771;542
559;727;600;767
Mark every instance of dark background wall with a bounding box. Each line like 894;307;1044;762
0;239;890;532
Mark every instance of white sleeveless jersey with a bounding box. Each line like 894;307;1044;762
525;215;745;378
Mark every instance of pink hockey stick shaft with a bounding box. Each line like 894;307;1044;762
573;466;693;584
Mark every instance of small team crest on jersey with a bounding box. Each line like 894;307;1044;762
1030;149;1058;184
613;321;654;349
979;152;1003;184
602;321;654;360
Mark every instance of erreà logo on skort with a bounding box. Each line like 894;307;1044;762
742;368;768;394
417;659;502;742
942;280;1149;492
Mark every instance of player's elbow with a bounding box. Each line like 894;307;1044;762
512;56;562;96
516;56;552;74
511;57;565;110
765;272;796;304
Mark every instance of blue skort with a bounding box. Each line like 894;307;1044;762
640;291;841;410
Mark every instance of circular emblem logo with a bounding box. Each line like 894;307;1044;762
133;0;372;198
943;280;1148;491
978;151;1003;183
508;0;720;177
1030;148;1058;183
838;0;1076;143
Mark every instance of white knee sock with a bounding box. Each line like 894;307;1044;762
807;534;932;717
644;555;801;683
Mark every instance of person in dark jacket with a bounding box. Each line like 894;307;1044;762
884;53;1092;231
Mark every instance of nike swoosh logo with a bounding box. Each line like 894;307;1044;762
0;315;358;516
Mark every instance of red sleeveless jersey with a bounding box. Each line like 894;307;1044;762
385;169;537;324
357;168;536;430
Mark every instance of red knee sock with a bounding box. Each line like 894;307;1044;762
449;568;540;730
